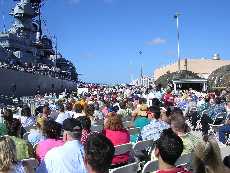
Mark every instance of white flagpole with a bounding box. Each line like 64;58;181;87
175;13;181;71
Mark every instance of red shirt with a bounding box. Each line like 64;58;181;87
156;167;192;173
103;129;130;165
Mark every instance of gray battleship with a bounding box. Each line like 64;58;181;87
0;0;78;97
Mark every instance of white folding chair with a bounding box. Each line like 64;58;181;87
128;127;141;136
123;121;132;128
94;119;104;125
175;153;192;169
196;109;208;130
141;160;158;173
133;139;154;161
90;124;103;132
109;162;139;173
209;112;226;136
24;125;37;132
23;132;30;141
114;143;133;156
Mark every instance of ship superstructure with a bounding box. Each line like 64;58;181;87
0;0;78;96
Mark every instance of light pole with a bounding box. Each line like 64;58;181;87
174;13;181;72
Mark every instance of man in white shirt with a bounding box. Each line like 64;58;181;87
36;118;87;173
55;104;70;125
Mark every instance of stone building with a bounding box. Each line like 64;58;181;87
154;54;230;80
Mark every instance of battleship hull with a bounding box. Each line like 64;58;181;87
0;68;78;97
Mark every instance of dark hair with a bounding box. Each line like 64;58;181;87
74;103;84;113
215;97;221;104
139;98;147;104
171;107;183;116
76;116;91;130
84;133;115;173
223;155;230;169
21;105;31;117
84;104;95;117
171;113;186;132
3;109;13;124
58;104;65;112
149;106;161;119
152;98;160;107
65;102;73;111
119;102;126;109
43;105;51;115
156;128;183;165
7;118;21;137
43;120;62;139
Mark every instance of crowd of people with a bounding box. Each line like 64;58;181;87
0;83;230;173
0;61;74;81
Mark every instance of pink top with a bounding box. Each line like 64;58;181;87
103;129;130;165
36;138;64;161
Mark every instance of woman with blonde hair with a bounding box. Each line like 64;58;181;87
193;138;230;173
0;136;27;173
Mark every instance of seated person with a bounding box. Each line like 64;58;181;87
153;128;191;173
219;113;230;144
0;136;28;173
20;105;36;128
84;133;115;173
131;105;150;142
36;120;64;161
201;97;227;135
8;118;34;161
36;118;87;173
103;113;130;165
27;117;46;147
0;109;13;136
193;138;230;173
141;106;169;141
55;104;71;125
171;112;200;155
76;116;91;145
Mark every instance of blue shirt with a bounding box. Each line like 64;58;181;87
36;140;86;173
207;104;227;120
141;119;169;141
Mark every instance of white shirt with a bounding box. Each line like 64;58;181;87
55;112;71;125
20;116;36;128
36;140;87;173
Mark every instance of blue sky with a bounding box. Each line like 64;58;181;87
1;0;230;84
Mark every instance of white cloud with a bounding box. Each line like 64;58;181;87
146;37;166;45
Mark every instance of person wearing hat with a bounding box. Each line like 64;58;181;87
141;106;169;141
36;118;87;173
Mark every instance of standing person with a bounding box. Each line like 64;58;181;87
154;129;191;173
103;113;130;166
36;118;87;173
84;133;115;173
141;106;169;141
